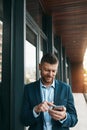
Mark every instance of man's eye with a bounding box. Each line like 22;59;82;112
52;70;56;73
45;69;48;71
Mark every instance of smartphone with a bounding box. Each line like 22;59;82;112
52;105;64;111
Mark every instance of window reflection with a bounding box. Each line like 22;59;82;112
26;0;43;29
0;21;2;82
40;37;43;62
39;36;48;62
24;40;36;84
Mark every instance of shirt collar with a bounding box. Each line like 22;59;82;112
40;79;55;88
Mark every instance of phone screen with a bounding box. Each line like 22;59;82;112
52;105;64;111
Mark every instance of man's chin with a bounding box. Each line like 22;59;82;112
46;79;53;84
41;77;53;85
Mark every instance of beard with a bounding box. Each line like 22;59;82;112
41;76;53;86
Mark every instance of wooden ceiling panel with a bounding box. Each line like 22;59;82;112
40;0;87;63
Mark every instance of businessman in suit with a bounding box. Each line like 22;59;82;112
21;53;78;130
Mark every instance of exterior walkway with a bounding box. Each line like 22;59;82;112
70;93;87;130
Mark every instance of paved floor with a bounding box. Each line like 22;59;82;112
70;93;87;130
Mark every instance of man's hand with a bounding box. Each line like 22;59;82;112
48;106;66;121
34;101;54;114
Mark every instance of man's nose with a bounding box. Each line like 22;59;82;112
48;71;53;76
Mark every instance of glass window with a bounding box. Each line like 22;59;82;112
0;21;3;82
24;26;37;84
39;36;48;62
26;0;44;29
0;0;3;18
24;40;36;84
25;3;48;84
39;36;43;62
54;52;59;80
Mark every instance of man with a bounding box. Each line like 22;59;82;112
21;53;78;130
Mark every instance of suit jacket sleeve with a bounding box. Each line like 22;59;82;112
21;84;42;126
61;85;78;127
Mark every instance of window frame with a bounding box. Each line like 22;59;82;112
26;11;48;80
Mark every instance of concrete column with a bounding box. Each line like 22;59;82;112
2;0;25;130
62;47;67;82
42;15;53;53
54;36;63;81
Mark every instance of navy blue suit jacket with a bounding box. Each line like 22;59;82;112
21;80;78;130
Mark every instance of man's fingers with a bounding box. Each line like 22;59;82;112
47;101;54;106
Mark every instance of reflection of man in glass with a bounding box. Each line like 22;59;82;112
21;53;78;130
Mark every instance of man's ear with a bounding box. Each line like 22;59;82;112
39;64;41;70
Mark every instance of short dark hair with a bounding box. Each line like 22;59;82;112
40;53;58;64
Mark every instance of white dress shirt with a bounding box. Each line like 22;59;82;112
33;79;67;130
40;80;55;130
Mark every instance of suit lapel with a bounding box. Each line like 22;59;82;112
35;80;62;105
34;80;44;121
54;80;61;105
35;80;42;104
